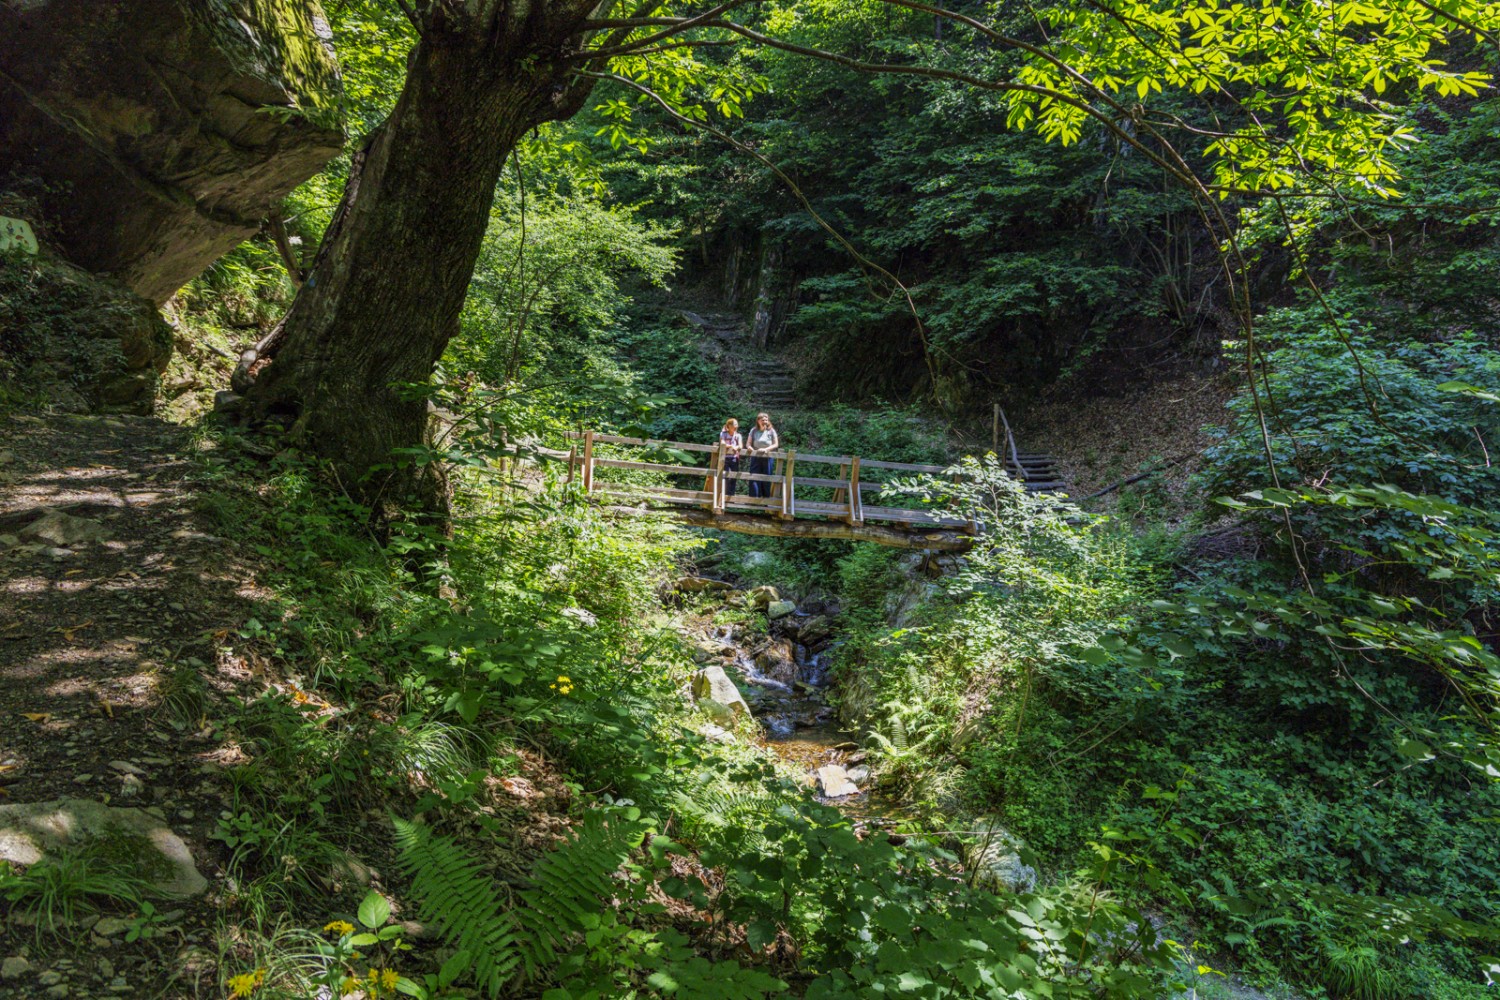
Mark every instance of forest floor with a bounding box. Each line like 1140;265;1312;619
0;410;260;997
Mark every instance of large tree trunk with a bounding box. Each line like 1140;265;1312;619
242;10;594;518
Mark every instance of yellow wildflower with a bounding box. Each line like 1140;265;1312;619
380;968;400;990
339;976;358;996
324;919;355;936
227;971;261;997
252;969;266;986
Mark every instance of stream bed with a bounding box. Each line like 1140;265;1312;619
701;612;903;827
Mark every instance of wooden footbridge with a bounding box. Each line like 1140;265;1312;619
561;432;1062;551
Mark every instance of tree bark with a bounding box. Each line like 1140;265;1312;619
241;6;596;519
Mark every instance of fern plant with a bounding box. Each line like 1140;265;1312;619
394;808;654;996
392;817;528;995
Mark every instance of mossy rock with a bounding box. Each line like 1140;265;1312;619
0;798;207;898
0;0;343;302
0;250;173;413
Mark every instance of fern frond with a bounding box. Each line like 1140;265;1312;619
392;818;524;997
517;808;650;965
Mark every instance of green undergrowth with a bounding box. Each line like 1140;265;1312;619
820;345;1500;996
177;422;1223;999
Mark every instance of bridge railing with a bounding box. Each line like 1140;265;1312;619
562;431;981;531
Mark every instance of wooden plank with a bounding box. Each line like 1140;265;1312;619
861;504;971;527
565;431;717;453
592;458;708;477
721;471;785;484
793;499;854;515
857;458;953;474
582;431;595;492
721;496;780;509
791;475;853;490
599;491;714;507
599;488;714;502
565;445;577;485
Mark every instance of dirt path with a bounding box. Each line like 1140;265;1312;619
0;411;269;998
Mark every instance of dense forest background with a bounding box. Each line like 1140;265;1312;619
2;1;1499;998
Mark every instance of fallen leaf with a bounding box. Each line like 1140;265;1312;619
21;712;50;723
54;620;94;642
64;569;84;577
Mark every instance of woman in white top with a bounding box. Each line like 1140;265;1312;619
746;412;778;498
718;418;743;497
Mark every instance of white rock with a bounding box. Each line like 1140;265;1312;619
690;665;753;721
1;956;30;979
19;509;111;547
0;798;208;897
816;765;861;798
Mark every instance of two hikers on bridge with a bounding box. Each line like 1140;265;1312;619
719;413;779;498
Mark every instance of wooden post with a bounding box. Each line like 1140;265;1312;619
832;459;849;505
581;431;595;492
702;444;720;507
992;402;1000;458
770;455;784;502
565;445;577;485
711;445;727;513
779;450;796;519
846;455;863;525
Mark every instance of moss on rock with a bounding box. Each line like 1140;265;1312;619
0;249;173;414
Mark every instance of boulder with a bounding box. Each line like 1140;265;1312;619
0;254;173;413
752;640;798;686
961;817;1037;894
766;599;796;620
18;508;111;547
746;585;779;609
0;0;343;303
792;615;832;645
675;576;732;593
816;765;861;798
690;665;753;721
0;798;208;898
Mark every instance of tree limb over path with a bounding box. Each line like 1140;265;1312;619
608;506;974;552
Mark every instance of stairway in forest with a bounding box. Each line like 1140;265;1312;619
740;357;798;412
683;309;802;414
683;307;1063;491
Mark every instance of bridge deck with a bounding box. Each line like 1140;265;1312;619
562;431;1062;542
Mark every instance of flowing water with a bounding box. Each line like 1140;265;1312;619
714;619;903;826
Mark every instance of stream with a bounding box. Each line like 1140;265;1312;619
699;603;901;826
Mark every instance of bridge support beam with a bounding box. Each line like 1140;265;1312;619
653;508;973;552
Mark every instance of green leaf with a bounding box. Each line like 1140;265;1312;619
358;889;391;929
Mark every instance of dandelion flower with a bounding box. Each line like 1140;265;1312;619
324;919;355;936
227;971;261;997
380;968;400;990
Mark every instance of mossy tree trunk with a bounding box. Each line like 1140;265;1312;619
243;2;598;519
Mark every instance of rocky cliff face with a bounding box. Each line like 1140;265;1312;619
0;249;173;415
0;0;343;304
